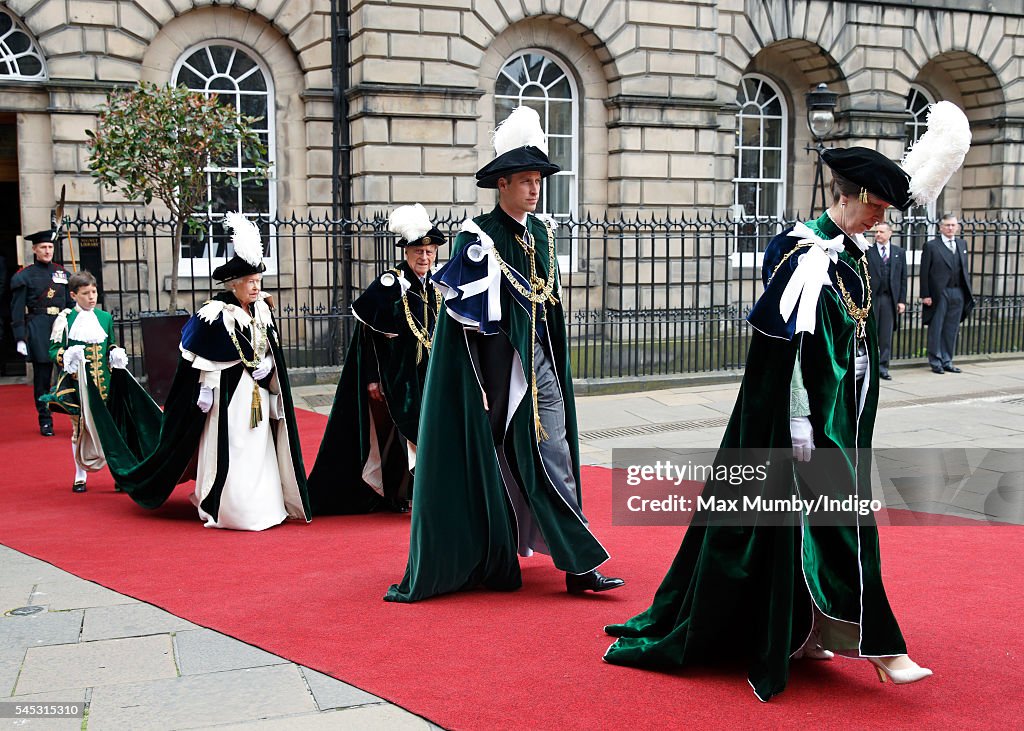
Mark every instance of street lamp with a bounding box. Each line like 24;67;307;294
805;82;838;215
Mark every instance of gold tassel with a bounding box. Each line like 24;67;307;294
859;187;869;203
250;381;263;428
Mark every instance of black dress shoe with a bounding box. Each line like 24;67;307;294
931;366;945;374
40;423;54;436
385;497;410;513
943;365;962;373
880;372;892;380
566;570;625;594
72;482;87;493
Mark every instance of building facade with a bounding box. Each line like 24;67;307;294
0;0;1020;369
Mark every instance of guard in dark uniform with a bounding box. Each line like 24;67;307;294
11;230;73;436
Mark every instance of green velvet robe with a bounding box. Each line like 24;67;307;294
604;212;906;701
385;207;609;603
307;261;437;514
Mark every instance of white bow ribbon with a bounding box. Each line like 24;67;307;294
778;221;845;335
457;220;502;322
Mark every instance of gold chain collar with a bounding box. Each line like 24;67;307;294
394;269;442;357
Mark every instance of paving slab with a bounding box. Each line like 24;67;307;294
0;610;83;651
87;664;316;730
30;579;137;611
0;650;24;698
0;585;32;615
174;628;287;676
0;554;77;586
15;634;176;695
204;703;435;731
0;688;88;731
300;667;381;710
81;602;198;642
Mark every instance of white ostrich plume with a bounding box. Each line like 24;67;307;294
492;106;547;156
901;100;972;207
224;211;263;266
387;203;433;244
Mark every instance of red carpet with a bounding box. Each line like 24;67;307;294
1;384;1021;728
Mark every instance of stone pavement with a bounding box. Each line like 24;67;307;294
3;355;1023;729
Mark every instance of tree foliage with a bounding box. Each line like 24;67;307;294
86;81;271;312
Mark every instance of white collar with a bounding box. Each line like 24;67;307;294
68;306;107;344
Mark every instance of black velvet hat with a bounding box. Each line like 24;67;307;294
475;146;561;189
398;226;446;248
25;230;55;244
476;106;561;189
212;256;266;283
820;147;913;211
388;204;447;247
212;212;267;282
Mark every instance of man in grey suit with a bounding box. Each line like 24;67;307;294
920;213;974;374
866;222;907;380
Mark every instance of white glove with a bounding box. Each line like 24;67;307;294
251;354;274;381
16;340;27;357
109;347;128;370
196;384;215;413
790;416;815;462
63;344;86;374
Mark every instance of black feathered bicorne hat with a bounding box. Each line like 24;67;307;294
211;212;268;283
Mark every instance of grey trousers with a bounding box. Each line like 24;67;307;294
927;287;965;369
533;340;586;522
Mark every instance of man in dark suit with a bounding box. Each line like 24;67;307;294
920;214;974;374
866;222;907;380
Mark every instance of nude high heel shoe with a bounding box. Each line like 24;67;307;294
869;656;933;684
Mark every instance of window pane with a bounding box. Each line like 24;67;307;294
742;77;758;103
502;56;527;86
763;118;782;147
186;49;213;77
763;149;781;178
211;77;237;92
764;98;782;116
523;84;545;98
540;61;562;88
211;178;240;214
524;54;544;81
549;135;571;169
209;45;234;74
737;182;757;216
546;174;570;216
759;183;779;215
548;77;571;99
6;32;29;54
739;149;759;178
242;178;270;213
238;69;266;92
740;115;759;146
495;97;517;123
240;93;267;121
0;14;11;34
18;56;40;76
548;99;571;135
176;68;204;89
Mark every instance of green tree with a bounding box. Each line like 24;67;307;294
86;81;271;313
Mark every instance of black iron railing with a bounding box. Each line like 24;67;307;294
54;212;1024;379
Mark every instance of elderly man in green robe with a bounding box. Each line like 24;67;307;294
386;107;624;602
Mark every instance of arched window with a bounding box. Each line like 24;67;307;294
905;85;938;223
494;50;578;269
733;74;787;254
0;10;45;80
172;42;276;275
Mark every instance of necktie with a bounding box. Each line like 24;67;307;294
946;238;956;254
881;246;888;262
